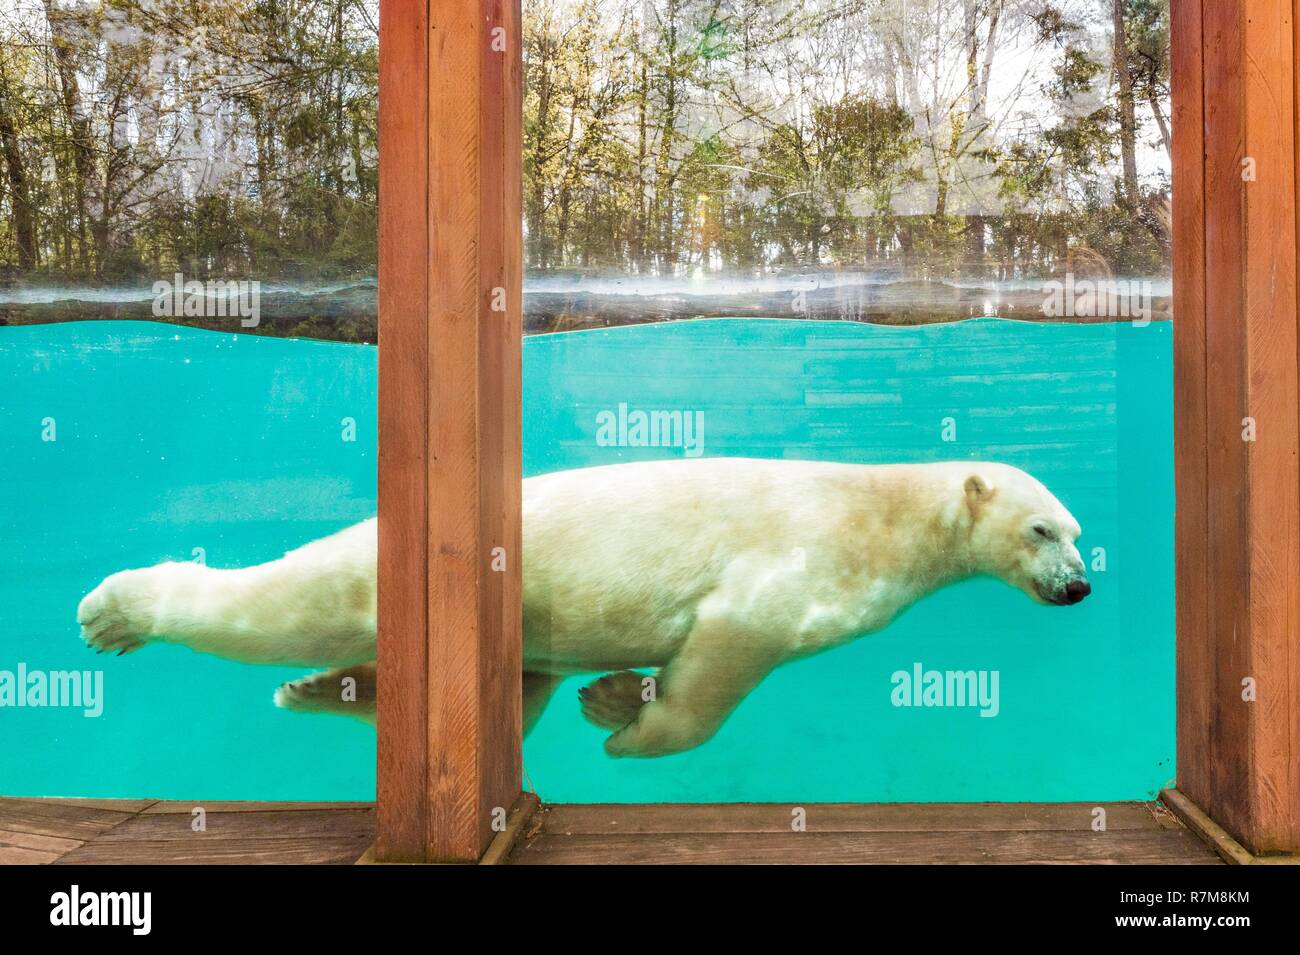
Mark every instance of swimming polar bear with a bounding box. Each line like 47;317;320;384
76;458;1090;758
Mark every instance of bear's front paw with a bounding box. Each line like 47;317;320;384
77;570;157;656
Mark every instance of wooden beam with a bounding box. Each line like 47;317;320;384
1242;0;1300;856
1160;789;1256;865
377;0;523;863
1171;0;1210;825
376;0;430;866
478;792;540;865
1173;0;1300;855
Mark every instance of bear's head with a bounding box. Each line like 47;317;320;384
960;463;1091;606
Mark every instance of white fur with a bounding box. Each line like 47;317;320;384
78;458;1087;757
78;520;376;666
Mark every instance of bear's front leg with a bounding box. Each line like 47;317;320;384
77;520;378;666
603;618;782;758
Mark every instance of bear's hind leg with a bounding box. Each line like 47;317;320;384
603;619;782;758
523;671;563;735
276;665;556;732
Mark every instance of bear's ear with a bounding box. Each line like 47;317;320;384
964;473;995;517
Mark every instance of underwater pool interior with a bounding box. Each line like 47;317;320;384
0;317;1172;801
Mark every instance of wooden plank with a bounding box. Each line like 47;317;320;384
1200;0;1252;846
143;801;373;814
424;0;482;863
54;836;373;866
1292;0;1300;860
1243;0;1300;853
0;845;63;865
479;792;539;865
377;0;430;864
1171;0;1211;821
93;810;374;842
452;0;523;860
0;799;137;840
376;0;523;862
536;802;1162;834
477;0;526;867
510;830;1221;865
0;829;82;854
4;798;157;812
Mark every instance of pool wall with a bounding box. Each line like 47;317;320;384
0;318;1172;801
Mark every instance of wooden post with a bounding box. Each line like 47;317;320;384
376;0;523;863
1172;0;1300;855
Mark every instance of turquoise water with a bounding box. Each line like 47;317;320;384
0;318;1173;801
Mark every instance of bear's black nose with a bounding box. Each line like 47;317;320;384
1064;579;1091;604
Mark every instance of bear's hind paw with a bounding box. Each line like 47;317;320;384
275;663;376;724
578;670;651;731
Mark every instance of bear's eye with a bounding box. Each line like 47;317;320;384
1033;523;1054;540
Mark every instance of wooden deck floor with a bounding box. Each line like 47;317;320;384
511;802;1223;864
0;799;374;865
0;798;1221;864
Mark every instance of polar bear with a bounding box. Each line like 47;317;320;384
76;458;1089;758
